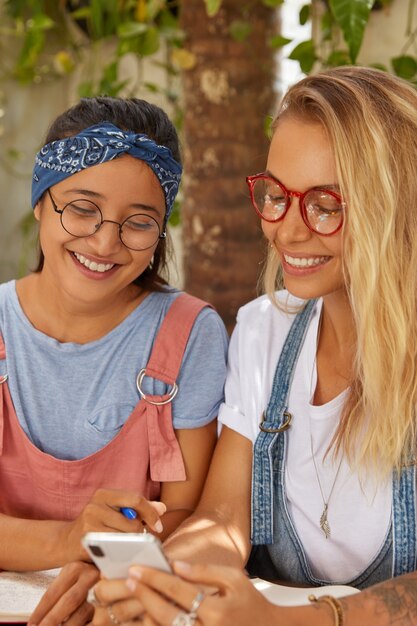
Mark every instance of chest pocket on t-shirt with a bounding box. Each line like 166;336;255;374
87;403;136;433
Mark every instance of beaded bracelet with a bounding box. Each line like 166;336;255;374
308;594;344;626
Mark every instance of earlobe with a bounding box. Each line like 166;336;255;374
33;203;41;221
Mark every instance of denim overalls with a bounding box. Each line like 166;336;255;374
247;299;417;589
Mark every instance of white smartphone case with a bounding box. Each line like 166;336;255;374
82;531;172;578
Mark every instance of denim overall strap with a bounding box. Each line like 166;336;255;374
392;465;417;576
251;298;317;545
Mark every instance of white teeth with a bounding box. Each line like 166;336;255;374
284;254;329;268
73;252;114;273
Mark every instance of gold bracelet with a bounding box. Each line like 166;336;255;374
308;594;344;626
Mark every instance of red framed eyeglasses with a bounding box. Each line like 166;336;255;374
246;172;345;236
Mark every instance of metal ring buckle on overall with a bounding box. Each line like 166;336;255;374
259;410;292;433
0;375;8;385
136;369;178;406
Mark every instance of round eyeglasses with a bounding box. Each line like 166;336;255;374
246;173;345;236
47;189;166;251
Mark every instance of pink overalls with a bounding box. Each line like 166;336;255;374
0;293;208;521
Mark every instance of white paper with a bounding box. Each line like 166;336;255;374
0;568;61;622
0;569;360;622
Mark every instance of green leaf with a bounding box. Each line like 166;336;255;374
269;35;292;49
27;14;54;31
204;0;222;17
147;0;167;20
264;115;274;140
144;82;161;93
321;9;334;34
299;4;311;25
391;55;417;80
78;81;94;98
169;199;181;227
102;61;118;84
262;0;284;6
229;20;252;42
69;7;92;20
288;40;316;73
14;28;45;81
117;21;148;38
90;0;104;39
328;0;373;64
152;59;180;76
157;7;179;28
135;26;161;56
326;49;351;66
100;79;130;97
369;62;388;72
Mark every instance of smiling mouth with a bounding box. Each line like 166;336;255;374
73;252;115;273
283;254;330;268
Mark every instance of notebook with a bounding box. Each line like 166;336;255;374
0;568;61;623
0;569;360;622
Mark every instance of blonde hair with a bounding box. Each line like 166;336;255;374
264;66;417;474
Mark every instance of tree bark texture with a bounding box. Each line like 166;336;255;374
179;0;278;332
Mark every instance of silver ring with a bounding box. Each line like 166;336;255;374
89;585;101;607
171;611;196;626
189;590;205;615
107;604;120;626
136;368;178;405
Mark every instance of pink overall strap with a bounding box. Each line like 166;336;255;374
0;336;5;455
145;293;210;384
142;293;211;482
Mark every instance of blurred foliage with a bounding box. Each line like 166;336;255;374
1;0;185;105
281;0;417;82
2;0;416;110
1;0;417;274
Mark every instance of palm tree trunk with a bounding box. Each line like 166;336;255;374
179;0;278;331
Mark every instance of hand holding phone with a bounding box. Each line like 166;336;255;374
82;531;171;578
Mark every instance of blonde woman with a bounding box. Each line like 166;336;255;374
37;66;417;626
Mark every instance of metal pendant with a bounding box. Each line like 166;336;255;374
320;503;331;539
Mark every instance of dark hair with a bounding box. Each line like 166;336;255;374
35;96;181;292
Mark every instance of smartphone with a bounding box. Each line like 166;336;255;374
82;532;172;578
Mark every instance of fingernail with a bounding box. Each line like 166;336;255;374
129;566;143;579
126;577;137;591
154;520;163;533
174;560;192;572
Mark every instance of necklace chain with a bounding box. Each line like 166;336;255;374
309;308;343;539
309;436;343;539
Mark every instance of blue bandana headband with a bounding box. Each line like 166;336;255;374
32;122;182;220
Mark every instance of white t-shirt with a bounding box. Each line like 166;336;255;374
218;291;391;582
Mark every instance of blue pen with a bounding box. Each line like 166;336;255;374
120;507;137;520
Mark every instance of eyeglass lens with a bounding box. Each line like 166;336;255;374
251;178;343;235
60;199;161;250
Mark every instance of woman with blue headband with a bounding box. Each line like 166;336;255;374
0;97;228;589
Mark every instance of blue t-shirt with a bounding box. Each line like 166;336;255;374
0;281;229;460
